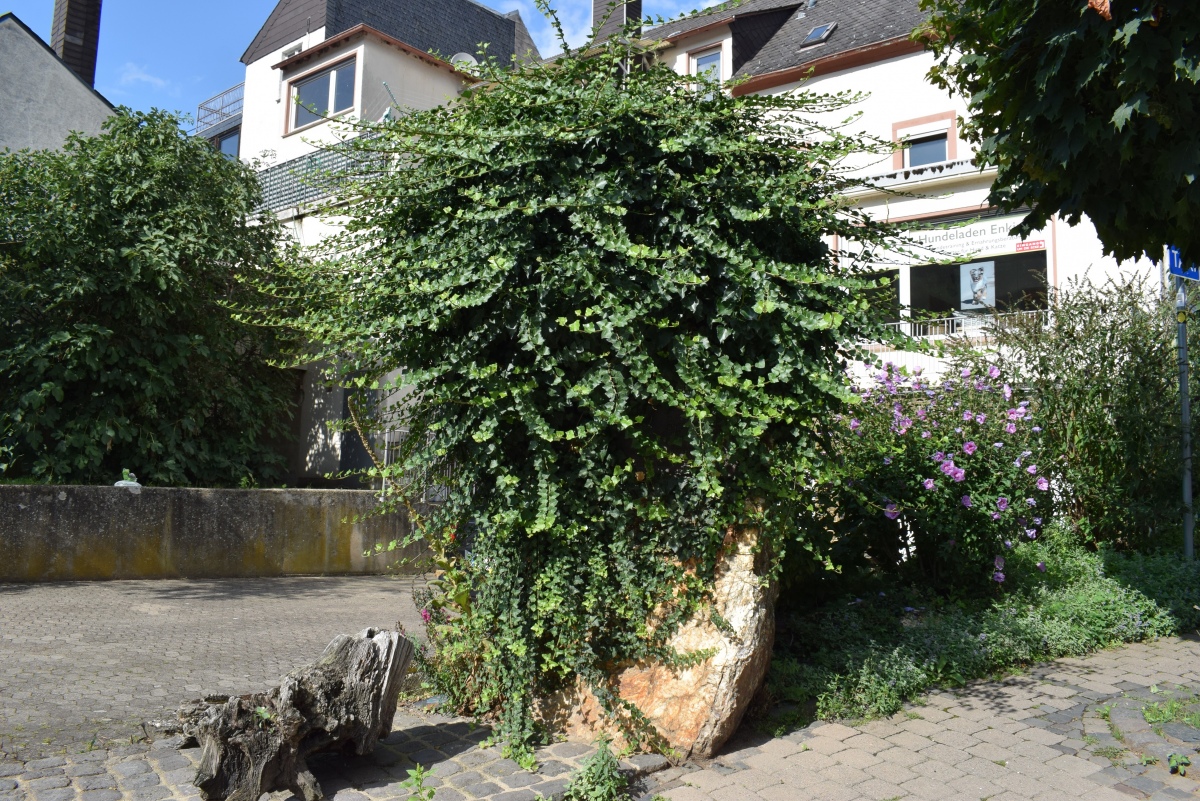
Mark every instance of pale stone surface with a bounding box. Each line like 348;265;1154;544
538;527;778;760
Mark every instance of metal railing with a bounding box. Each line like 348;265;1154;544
881;309;1048;340
194;84;244;137
255;135;386;213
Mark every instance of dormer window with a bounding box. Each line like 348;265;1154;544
290;58;357;131
906;133;948;167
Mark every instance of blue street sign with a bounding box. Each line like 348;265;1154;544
1169;246;1200;281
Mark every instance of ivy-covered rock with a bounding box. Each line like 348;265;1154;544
256;29;910;757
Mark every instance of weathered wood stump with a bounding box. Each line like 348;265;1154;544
177;627;412;801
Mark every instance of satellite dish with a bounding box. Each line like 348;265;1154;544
450;52;479;68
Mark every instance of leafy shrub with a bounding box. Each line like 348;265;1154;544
0;110;295;486
807;361;1050;590
767;528;1187;723
948;274;1196;549
562;738;628;801
255;28;910;756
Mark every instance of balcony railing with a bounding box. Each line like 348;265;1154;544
194;84;244;137
880;309;1048;340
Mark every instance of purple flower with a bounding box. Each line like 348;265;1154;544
974;381;986;391
975;414;987;424
923;478;936;490
963;441;978;455
1006;423;1017;434
1037;561;1047;572
1007;408;1020;420
991;512;1001;520
988;365;1001;379
900;417;913;428
961;367;971;378
1033;517;1042;525
993;571;1006;583
952;467;966;482
884;503;900;520
1036;476;1049;491
994;442;1004;449
921;430;931;438
1026;529;1038;539
994;555;1005;570
940;460;956;476
1003;383;1013;400
1026;464;1038;475
961;494;972;508
997;497;1009;511
849;419;860;431
1004;540;1012;548
955;427;963;434
1014;458;1023;468
963;411;974;422
1026;497;1037;507
1032;426;1042;433
917;408;928;420
883;457;892;465
934;451;947;462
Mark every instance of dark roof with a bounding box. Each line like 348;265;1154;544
242;0;326;65
645;0;925;81
242;0;540;66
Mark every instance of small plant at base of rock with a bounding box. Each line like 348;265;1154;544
400;764;435;801
1140;754;1158;766
563;737;628;801
1168;753;1191;776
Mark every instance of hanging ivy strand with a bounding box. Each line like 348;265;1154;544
250;22;914;759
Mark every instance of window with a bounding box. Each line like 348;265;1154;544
291;59;356;130
906;133;948;167
909;251;1047;316
801;22;837;47
692;49;721;80
215;128;240;159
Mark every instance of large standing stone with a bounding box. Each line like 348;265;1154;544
539;526;778;760
176;627;412;801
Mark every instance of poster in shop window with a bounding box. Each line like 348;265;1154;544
960;260;995;311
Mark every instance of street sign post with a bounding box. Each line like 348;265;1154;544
1168;245;1197;561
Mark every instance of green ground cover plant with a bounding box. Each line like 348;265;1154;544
763;528;1200;726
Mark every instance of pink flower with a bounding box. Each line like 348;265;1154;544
420;609;432;623
1006;423;1017;434
991;512;1001;520
884;503;900;520
1036;476;1050;491
961;367;972;378
963;441;978;455
951;467;966;482
1003;383;1013;400
988;365;1001;379
923;478;935;490
1007;409;1020;420
975;413;987;424
849;419;860;431
1026;464;1038;475
1037;561;1047;572
940;460;956;475
921;430;931;439
963;411;974;421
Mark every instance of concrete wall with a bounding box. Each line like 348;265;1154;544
0;14;111;152
0;486;428;582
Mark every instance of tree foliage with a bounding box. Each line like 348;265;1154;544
0;109;296;486
254;33;911;755
920;0;1200;263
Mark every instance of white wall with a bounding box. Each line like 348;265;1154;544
361;41;466;121
240;26;327;165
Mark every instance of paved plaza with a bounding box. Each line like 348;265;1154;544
1;578;1198;801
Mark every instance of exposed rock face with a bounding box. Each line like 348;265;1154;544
177;627;412;801
540;526;778;760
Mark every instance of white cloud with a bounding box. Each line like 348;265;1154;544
118;62;169;90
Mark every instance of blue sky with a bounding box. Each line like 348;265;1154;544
5;0;713;119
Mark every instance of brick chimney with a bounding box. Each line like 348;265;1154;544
51;0;103;88
592;0;642;42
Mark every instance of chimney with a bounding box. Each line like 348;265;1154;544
592;0;642;42
51;0;103;88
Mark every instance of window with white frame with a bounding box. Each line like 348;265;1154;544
691;48;721;81
291;58;356;131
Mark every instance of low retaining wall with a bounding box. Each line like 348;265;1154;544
0;485;427;582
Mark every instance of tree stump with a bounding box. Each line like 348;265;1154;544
177;627;412;801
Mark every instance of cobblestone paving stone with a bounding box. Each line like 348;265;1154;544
3;579;1199;800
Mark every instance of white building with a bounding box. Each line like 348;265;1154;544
645;0;1156;374
193;0;540;485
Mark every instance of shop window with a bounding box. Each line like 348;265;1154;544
909;251;1047;317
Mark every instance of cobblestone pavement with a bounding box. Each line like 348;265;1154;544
3;579;1199;801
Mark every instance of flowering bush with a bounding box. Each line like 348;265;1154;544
814;362;1051;589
